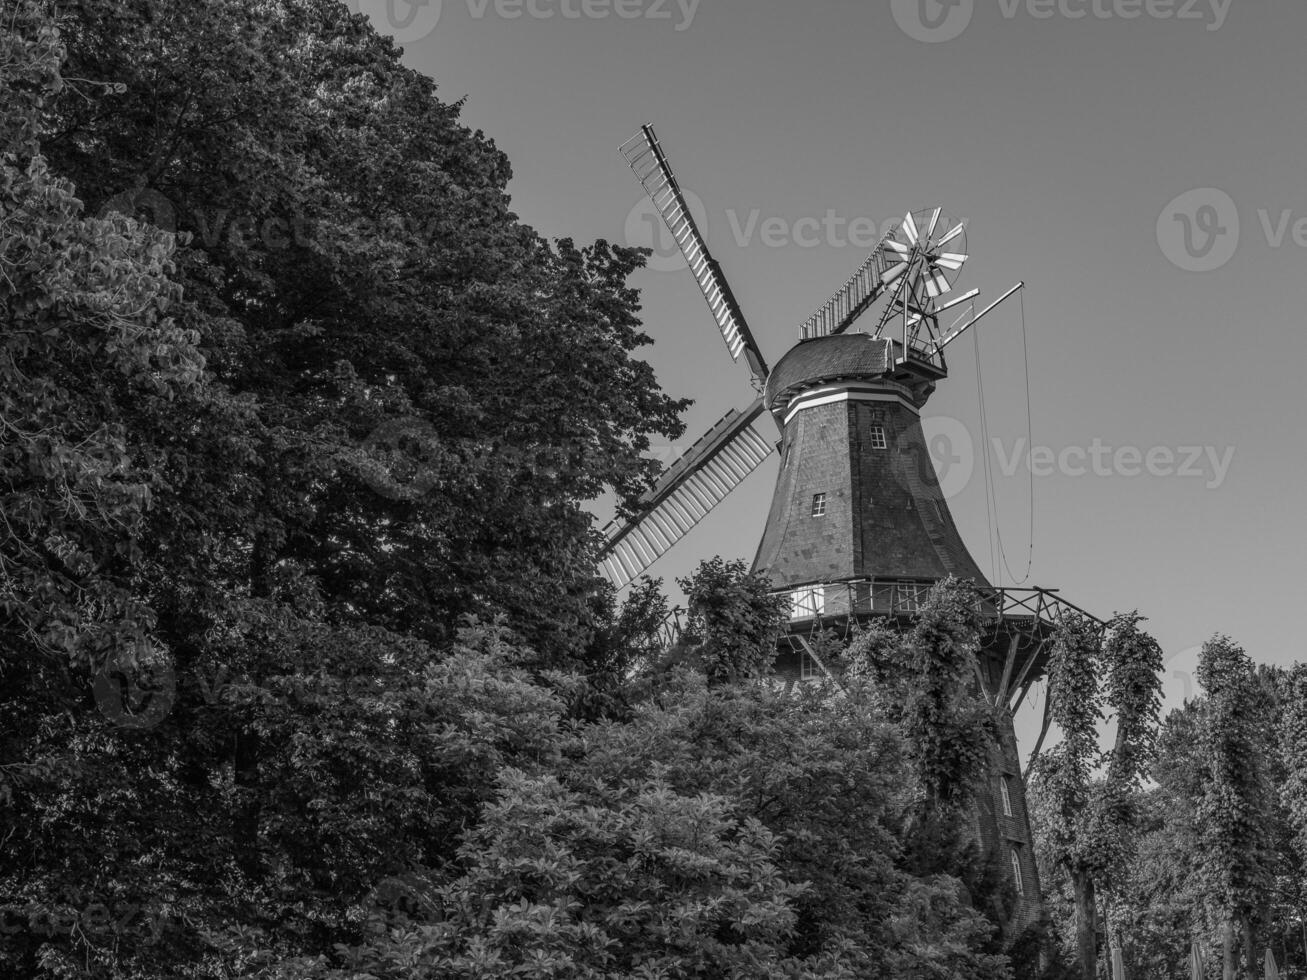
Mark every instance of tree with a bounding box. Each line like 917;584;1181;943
41;0;688;666
2;0;688;974
845;580;998;817
268;664;1012;979
1196;636;1277;980
1030;612;1163;980
843;581;1022;960
0;0;203;676
675;557;789;685
374;768;816;980
1281;665;1307;969
1085;661;1307;980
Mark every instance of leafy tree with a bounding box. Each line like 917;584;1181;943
845;579;998;816
0;0;202;677
674;557;789;685
572;664;1011;979
1196;636;1277;980
41;0;688;667
271;666;1013;979
1030;612;1163;980
1035;645;1307;980
899;581;997;813
843;582;1021;957
1093;706;1208;980
1281;664;1307;968
1085;662;1307;980
2;0;686;974
366;769;815;980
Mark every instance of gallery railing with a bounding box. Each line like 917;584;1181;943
776;579;1100;627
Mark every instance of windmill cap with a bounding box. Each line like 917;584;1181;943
765;333;898;413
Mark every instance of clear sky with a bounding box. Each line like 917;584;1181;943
353;0;1307;743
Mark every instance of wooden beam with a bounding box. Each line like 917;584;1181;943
995;632;1021;708
1024;686;1054;783
972;656;990;699
1005;633;1045;713
795;636;846;694
1011;676;1036;716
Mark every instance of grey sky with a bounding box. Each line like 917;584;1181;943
357;0;1307;730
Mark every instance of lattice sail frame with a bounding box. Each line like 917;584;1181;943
620;125;768;385
598;401;773;590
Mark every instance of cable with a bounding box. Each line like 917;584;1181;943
996;289;1035;584
971;308;997;583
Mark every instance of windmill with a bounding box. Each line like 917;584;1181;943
601;124;1101;934
602;124;1019;595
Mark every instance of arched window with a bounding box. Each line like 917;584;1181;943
1000;777;1014;817
1010;847;1025;896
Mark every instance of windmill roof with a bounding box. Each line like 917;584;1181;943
765;333;894;411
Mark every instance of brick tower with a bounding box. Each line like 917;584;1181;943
753;331;1044;930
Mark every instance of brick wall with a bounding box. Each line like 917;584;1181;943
754;388;988;590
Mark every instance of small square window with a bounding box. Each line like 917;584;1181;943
870;426;888;450
811;493;827;517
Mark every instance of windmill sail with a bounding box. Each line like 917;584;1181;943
802;209;969;343
598;399;773;589
620;126;768;384
798;233;912;340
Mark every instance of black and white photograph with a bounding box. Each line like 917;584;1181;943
1;0;1303;976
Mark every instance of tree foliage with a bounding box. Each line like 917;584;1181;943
845;579;998;814
1029;612;1164;979
267;669;1012;980
1036;646;1307;980
0;3;1029;977
37;0;688;666
1195;637;1278;979
676;557;789;684
1;0;203;676
1281;665;1307;925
